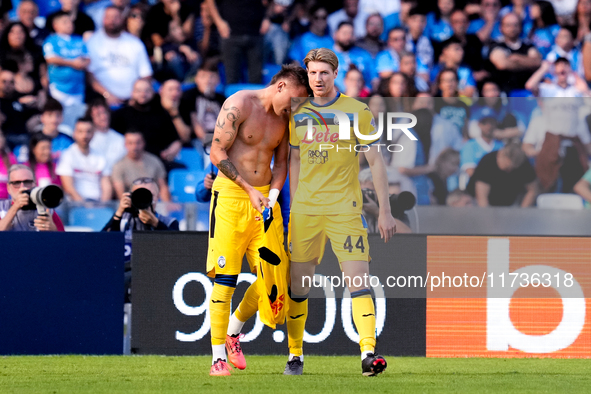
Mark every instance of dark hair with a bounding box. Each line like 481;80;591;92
124;129;145;139
379;72;412;97
535;1;558;28
51;10;71;22
85;97;110;119
309;4;327;17
269;64;312;95
441;36;463;51
408;6;427;18
554;56;571;67
337;21;354;31
28;132;55;180
476;78;502;110
387;26;406;39
75;116;94;126
198;57;219;73
0;22;35;52
434;68;459;96
42;98;63;114
560;25;578;40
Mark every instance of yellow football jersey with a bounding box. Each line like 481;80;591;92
290;93;378;215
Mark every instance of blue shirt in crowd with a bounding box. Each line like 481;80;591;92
531;25;561;59
43;33;88;96
424;12;453;42
334;46;376;91
289;32;334;65
467;19;502;41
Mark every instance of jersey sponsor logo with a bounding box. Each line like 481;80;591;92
217;256;226;269
308;149;329;164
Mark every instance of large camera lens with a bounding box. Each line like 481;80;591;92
131;188;153;210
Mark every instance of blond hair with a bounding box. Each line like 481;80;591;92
303;48;339;71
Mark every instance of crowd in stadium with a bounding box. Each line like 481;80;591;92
2;0;591;230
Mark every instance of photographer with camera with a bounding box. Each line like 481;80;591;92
0;164;65;232
102;177;178;302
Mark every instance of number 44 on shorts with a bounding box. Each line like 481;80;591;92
344;236;365;253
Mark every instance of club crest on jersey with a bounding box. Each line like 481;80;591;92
218;256;226;268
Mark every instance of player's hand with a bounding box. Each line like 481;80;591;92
204;173;215;190
377;212;396;243
116;192;132;217
247;188;269;214
34;214;56;232
13;191;31;210
138;209;159;227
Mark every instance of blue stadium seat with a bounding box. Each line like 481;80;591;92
224;83;266;98
176;148;204;171
262;63;281;85
68;206;115;231
169;169;204;202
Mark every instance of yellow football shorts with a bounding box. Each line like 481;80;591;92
290;213;370;265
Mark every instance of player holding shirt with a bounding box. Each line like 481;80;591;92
286;48;396;376
206;65;310;376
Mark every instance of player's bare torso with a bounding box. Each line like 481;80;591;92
219;91;288;187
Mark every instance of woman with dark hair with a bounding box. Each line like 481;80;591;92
126;3;149;39
0;22;46;105
529;1;560;58
433;68;470;139
378;72;414;114
27;133;61;187
425;0;455;42
0;130;18;199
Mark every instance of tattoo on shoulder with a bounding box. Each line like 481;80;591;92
215;102;242;141
218;159;239;181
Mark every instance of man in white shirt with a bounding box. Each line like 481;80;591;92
87;98;126;173
56;117;113;201
86;6;152;106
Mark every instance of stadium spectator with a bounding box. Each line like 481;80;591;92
526;57;590;97
574;0;591;42
467;143;538;207
16;0;48;47
261;0;291;65
86;0;132;32
143;0;195;54
375;27;406;78
332;21;375;91
0;62;38;149
111;130;171;201
461;113;504;179
488;12;542;94
124;3;147;40
446;188;475;206
355;13;385;58
159;79;192;145
87;6;153;105
499;0;534;38
546;26;582;75
468;80;522;140
397;0;417;29
9;48;43;104
379;71;412;101
195;161;218;203
399;52;429;93
327;0;369;39
433;69;470;138
424;0;454;43
205;0;265;84
343;65;370;97
0;22;46;104
43;11;89;117
0;164;65;231
110;79;182;170
46;0;96;41
405;7;433;78
428;148;460;205
56;117;112;202
468;0;503;43
0;130;18;199
528;1;560;59
430;37;477;97
153;18;199;82
288;5;333;65
102;176;179;302
31;98;73;161
27;133;61;187
86;98;126;173
449;9;486;81
180;60;225;153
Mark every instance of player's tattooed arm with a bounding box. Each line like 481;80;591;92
218;159;239;181
215;102;242;142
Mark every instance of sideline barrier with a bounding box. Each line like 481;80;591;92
0;232;124;355
131;233;591;357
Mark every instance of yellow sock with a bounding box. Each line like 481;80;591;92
351;290;376;353
286;291;308;357
235;281;260;322
210;282;235;346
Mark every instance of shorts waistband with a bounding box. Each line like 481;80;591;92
212;176;270;198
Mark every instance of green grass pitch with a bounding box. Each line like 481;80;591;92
0;355;589;393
